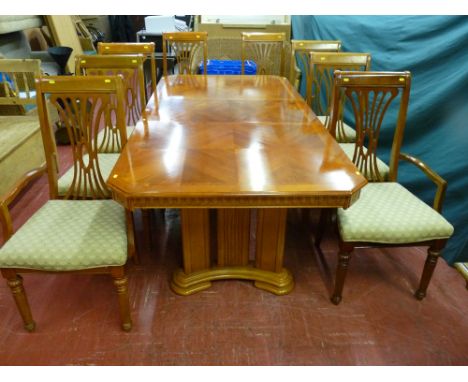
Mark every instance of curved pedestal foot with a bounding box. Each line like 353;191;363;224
171;266;294;296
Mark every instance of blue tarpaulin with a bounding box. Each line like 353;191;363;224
292;16;468;264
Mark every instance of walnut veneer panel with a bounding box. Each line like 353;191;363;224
108;75;366;209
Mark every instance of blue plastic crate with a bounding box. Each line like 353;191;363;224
199;60;257;75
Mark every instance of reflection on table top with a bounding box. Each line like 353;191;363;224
107;75;367;208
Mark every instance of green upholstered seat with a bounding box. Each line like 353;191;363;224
0;200;127;271
317;115;356;143
57;153;120;196
337;182;454;244
339;143;390;181
454;263;468;281
97;125;135;153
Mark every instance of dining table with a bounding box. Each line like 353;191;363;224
107;74;367;296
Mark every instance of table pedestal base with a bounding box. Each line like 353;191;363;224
171;266;294;296
171;208;294;296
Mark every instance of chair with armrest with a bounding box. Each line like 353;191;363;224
97;42;157;101
289;40;341;91
241;32;286;76
75;54;146;153
162;31;208;76
319;70;454;305
308;52;371;144
0;75;134;331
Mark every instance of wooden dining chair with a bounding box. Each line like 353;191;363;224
76;55;158;243
241;32;286;76
75;55;146;127
308;52;371;144
308;52;392;180
43;75;129;202
162;31;208;76
320;71;454;305
0;75;134;332
289;40;341;91
97;42;157;101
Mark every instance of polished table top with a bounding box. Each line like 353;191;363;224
107;75;367;208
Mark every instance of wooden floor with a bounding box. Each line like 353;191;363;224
0;147;467;365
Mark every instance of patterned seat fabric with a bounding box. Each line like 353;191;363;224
0;200;127;271
58;153;120;196
338;182;454;244
339;143;390;181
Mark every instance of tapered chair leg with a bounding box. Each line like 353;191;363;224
110;267;132;332
415;245;442;300
2;269;35;332
331;243;354;305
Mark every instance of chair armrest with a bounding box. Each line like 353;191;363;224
399;152;447;213
0;166;45;243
